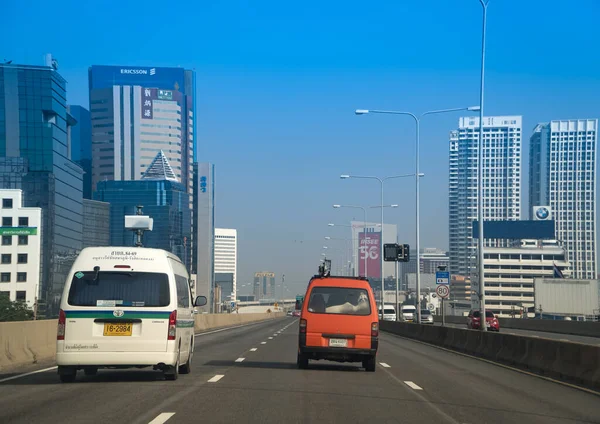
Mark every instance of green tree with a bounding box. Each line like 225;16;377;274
0;296;34;322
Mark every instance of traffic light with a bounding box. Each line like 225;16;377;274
383;244;410;262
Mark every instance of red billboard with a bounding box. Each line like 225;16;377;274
359;231;380;278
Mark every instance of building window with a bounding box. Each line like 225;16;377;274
2;198;13;209
16;272;27;282
18;235;28;245
1;273;10;282
15;291;26;302
18;217;28;227
2;217;12;227
17;254;28;264
1;254;11;264
2;236;11;246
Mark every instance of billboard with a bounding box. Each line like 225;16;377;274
359;231;381;278
89;65;186;92
472;220;555;240
534;278;599;316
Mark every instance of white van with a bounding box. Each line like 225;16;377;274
379;305;396;321
401;305;416;322
56;247;206;383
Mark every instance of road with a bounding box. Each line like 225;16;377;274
435;322;600;346
1;317;599;424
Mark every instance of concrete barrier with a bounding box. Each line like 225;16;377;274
381;321;600;390
0;312;285;372
435;315;600;338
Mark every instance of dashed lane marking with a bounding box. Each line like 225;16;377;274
235;358;245;363
250;348;257;352
148;412;175;424
379;362;391;368
404;381;423;390
268;337;273;339
261;342;267;344
208;375;224;383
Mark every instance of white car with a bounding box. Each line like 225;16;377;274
379;305;397;321
401;305;416;322
56;247;207;383
414;309;435;324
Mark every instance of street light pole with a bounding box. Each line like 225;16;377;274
477;0;491;331
355;107;478;324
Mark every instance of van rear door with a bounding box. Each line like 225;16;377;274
305;286;373;349
63;271;171;353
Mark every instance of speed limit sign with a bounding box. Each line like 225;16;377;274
436;284;450;299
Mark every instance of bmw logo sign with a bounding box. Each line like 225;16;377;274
113;309;124;318
536;207;549;220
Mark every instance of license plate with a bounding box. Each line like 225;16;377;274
103;323;132;336
328;338;348;348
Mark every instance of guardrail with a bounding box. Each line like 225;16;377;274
381;321;600;390
0;312;285;372
435;315;600;338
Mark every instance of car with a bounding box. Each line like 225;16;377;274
292;310;301;317
297;275;379;372
56;247;207;383
414;309;434;324
467;310;500;332
401;305;416;322
379;305;396;321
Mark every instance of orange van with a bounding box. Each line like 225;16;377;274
297;275;379;371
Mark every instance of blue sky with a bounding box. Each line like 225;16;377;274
3;0;599;294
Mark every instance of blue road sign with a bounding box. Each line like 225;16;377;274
435;271;450;285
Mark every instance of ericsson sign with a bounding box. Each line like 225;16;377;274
120;68;156;75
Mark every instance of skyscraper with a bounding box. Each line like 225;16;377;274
88;65;195;197
214;228;237;303
529;119;598;279
67;105;92;199
253;272;275;299
0;60;83;316
449;116;522;277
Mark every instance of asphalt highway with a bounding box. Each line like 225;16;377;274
1;317;599;423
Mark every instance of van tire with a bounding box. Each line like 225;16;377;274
84;367;98;376
297;353;308;369
164;347;180;381
58;366;77;383
179;337;193;374
363;356;376;372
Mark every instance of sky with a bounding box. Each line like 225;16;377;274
3;0;600;296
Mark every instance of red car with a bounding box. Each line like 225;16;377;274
292;310;301;317
467;310;500;332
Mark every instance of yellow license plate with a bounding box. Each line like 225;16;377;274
103;323;132;336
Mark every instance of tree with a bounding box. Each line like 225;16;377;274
0;296;34;322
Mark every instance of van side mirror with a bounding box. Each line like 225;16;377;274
194;296;207;307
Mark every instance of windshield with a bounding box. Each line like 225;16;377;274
382;308;395;314
421;310;431;316
307;287;370;315
67;271;170;307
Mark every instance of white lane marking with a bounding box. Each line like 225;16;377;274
250;348;257;352
530;335;540;338
404;381;423;391
261;341;267;344
268;337;273;339
235;357;245;363
208;374;224;383
148;412;176;424
194;319;280;337
0;366;58;384
506;332;516;335
559;339;570;342
379;362;391;368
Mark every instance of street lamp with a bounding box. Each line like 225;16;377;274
354;107;479;324
332;204;368;278
340;174;414;311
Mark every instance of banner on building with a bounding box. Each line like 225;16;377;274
359;231;381;278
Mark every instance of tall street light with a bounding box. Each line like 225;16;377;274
355;107;479;323
332;204;368;278
477;0;492;331
340;174;414;310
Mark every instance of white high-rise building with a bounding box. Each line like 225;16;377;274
449;116;522;277
214;228;237;302
529;119;598;279
0;189;42;307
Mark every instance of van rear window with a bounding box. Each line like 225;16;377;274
67;271;170;307
307;287;371;315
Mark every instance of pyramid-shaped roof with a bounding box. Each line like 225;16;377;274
141;150;179;182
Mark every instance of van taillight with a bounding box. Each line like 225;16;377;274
299;319;307;333
371;322;379;337
57;309;66;340
168;310;177;340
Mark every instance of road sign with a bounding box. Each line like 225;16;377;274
436;284;450;299
435;271;450;285
427;303;435;311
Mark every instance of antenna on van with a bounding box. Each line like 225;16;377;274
124;205;154;247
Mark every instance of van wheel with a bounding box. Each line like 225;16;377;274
363;356;376;372
84;367;98;376
297;353;308;369
58;366;77;383
165;348;180;381
179;337;193;374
